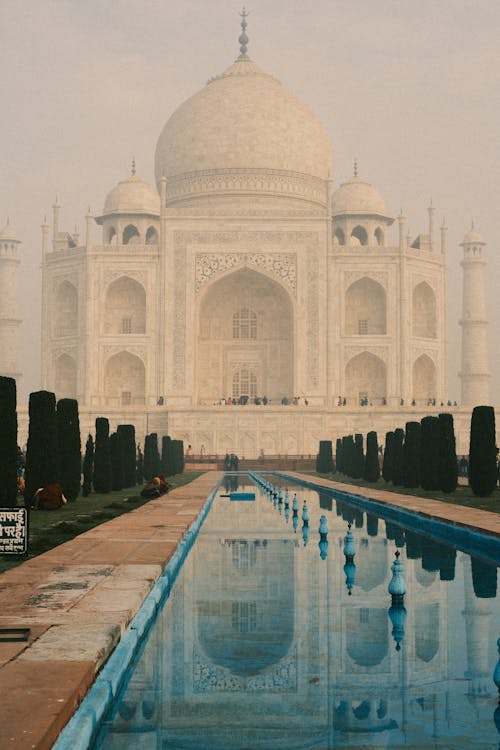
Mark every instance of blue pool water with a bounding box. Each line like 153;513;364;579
90;474;500;749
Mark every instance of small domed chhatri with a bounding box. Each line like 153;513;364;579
0;218;17;241
332;174;388;218
100;166;160;218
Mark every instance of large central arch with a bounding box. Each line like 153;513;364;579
197;268;294;404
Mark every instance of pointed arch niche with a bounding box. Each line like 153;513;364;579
412;282;437;338
104;351;145;407
345;352;386;406
55;354;77;399
345;277;386;335
54;281;78;338
197;267;294;404
104;276;146;334
413;354;436;404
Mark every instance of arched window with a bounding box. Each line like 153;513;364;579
345;352;387;405
345;277;387;335
412;282;437;338
123;224;140;245
413;354;436;403
334;227;345;245
54;281;78;338
374;227;384;246
104;351;145;406
351;225;368;246
233;308;257;339
104;276;146;334
55;354;77;398
232;368;257;400
145;226;158;244
108;226;117;245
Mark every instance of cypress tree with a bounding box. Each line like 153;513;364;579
344;435;355;477
93;417;112;493
143;433;161;481
403;421;421;488
364;431;380;482
25;390;59;506
316;440;334;473
352;433;364;479
82;434;94;497
382;431;394;482
56;398;81;501
392;428;405;486
0;376;18;507
172;439;185;474
335;438;342;474
161;435;172;476
110;432;125;491
420;416;440;491
438;413;457;493
117;425;136;488
136;444;144;484
468;405;497;497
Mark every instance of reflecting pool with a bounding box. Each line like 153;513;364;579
93;475;500;749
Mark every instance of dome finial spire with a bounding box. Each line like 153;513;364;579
131;156;136;177
353;158;358;178
238;7;250;59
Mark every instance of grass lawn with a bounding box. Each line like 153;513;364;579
0;471;203;575
313;472;500;515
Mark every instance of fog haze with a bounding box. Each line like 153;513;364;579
1;0;498;404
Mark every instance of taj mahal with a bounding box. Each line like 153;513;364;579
0;14;491;455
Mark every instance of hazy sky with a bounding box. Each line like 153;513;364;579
1;0;499;404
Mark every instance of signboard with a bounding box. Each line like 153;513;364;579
0;508;28;555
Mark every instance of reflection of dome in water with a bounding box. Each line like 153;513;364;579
197;539;294;676
155;56;332;205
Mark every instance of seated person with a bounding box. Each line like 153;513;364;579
32;483;68;510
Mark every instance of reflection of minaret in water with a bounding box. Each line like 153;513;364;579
462;555;494;698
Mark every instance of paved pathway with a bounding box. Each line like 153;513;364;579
0;472;221;750
0;470;498;750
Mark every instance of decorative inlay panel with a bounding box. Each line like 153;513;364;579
195;252;296;294
343;345;388;363
343;270;388;290
167;167;327;207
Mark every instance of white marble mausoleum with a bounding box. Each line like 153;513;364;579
26;17;490;455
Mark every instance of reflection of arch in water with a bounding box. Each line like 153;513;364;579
346;608;388;666
415;566;437;587
196;539;295;676
356;543;387;591
415;603;439;662
55;354;77;399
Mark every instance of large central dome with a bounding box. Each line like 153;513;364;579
154;56;332;207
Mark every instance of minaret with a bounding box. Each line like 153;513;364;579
459;224;490;405
0;219;22;383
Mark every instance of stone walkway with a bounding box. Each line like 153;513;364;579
0;472;221;750
0;470;498;750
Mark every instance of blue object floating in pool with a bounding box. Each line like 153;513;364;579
230;492;255;501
